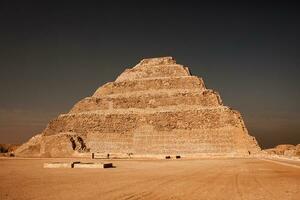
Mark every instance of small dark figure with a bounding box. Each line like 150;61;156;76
70;138;76;150
165;156;171;159
77;137;86;150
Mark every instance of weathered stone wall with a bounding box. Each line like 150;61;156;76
86;126;256;155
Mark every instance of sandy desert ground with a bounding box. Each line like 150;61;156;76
0;157;299;200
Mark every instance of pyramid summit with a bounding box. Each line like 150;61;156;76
16;57;261;157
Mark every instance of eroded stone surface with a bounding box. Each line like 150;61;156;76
15;56;261;157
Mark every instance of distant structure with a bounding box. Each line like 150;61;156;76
16;57;261;157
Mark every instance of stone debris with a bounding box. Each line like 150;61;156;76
16;56;261;158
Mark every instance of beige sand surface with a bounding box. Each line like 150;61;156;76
0;158;299;200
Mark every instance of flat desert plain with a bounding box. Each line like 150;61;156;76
0;158;299;200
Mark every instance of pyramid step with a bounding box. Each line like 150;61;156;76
116;64;191;82
44;106;243;136
70;89;222;113
93;76;205;96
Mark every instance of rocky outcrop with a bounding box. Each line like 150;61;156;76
16;57;261;157
0;144;20;157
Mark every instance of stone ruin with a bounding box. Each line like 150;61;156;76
16;57;261;158
265;144;300;158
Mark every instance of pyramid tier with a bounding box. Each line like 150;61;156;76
93;76;205;96
86;127;258;155
138;56;176;66
45;107;245;136
70;89;222;113
116;63;190;82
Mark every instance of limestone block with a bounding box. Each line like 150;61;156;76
73;162;113;168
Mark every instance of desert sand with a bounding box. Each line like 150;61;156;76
0;158;299;200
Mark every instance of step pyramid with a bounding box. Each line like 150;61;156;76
16;57;261;157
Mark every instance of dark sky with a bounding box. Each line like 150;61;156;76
0;1;299;148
